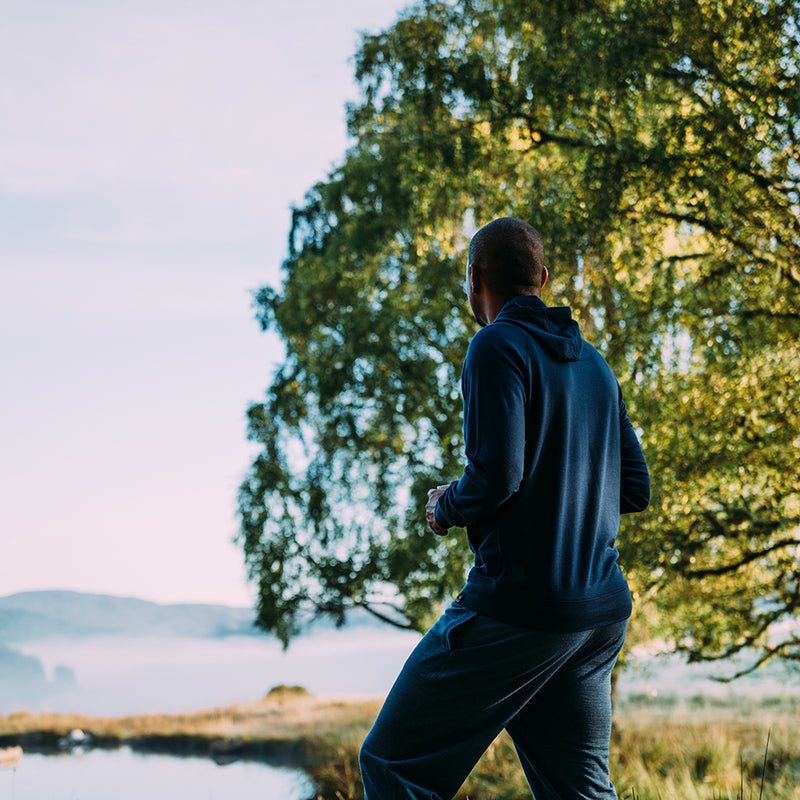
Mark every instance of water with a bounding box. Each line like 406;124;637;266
3;626;797;800
0;748;312;800
1;627;422;800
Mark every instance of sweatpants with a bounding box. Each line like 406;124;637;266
359;602;627;799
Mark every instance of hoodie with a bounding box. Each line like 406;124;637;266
435;295;650;632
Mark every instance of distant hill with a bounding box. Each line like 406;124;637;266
0;591;259;641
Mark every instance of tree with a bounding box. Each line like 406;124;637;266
239;0;800;673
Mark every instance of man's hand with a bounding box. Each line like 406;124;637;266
426;484;451;534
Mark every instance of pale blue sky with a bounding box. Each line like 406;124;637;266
0;0;410;606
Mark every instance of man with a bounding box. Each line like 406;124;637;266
359;217;650;799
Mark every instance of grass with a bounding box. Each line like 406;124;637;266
0;685;379;745
2;689;799;799
303;695;800;800
607;699;800;800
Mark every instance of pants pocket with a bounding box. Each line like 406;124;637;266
441;603;478;652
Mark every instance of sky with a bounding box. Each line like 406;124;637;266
0;0;411;607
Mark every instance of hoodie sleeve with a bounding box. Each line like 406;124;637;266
618;386;650;513
434;329;526;530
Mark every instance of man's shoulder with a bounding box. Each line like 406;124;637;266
463;324;530;382
467;322;520;357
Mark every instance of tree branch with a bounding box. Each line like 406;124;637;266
712;637;800;682
352;600;417;631
686;537;800;579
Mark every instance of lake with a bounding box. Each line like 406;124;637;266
3;625;798;799
0;747;312;800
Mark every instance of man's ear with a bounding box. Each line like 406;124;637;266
468;263;482;294
540;265;549;291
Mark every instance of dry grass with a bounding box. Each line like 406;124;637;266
302;697;800;800
0;685;379;746
610;702;800;800
2;689;799;799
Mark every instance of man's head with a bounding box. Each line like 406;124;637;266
466;217;548;326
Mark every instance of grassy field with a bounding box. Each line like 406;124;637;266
1;688;798;799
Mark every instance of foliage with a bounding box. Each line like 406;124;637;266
239;0;800;665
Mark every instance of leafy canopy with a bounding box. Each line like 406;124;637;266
239;0;800;674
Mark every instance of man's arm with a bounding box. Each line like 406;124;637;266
434;332;526;531
618;387;650;513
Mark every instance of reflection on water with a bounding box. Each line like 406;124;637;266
0;747;312;800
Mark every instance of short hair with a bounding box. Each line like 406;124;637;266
468;217;545;292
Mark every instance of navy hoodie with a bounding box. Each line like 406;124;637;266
435;295;650;632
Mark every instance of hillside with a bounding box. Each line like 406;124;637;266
0;590;258;641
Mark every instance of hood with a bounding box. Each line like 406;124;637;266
494;295;583;362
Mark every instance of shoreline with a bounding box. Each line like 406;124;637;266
2;690;796;757
2;689;799;799
0;685;380;768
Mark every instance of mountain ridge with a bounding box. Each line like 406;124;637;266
0;590;258;641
